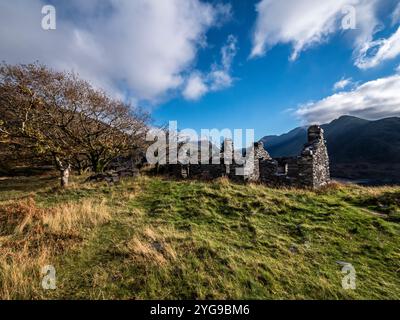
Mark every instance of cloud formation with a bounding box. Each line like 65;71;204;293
392;2;400;26
183;35;237;100
355;26;400;69
182;73;209;100
333;77;353;91
0;0;231;103
251;0;379;61
296;74;400;124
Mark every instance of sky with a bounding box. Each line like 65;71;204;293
1;0;400;139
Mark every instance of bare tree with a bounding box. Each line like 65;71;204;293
0;63;149;186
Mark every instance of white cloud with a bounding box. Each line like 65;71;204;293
0;0;231;103
250;0;379;61
392;2;400;26
221;34;237;70
183;35;237;100
182;73;208;100
333;77;353;91
355;26;400;69
209;34;237;91
296;74;400;124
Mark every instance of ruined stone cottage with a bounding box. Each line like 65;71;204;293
162;125;330;189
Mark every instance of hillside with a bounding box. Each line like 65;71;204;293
0;175;399;299
260;116;400;183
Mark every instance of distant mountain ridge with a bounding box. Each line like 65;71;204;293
260;116;400;183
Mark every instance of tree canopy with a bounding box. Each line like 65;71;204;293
0;63;150;185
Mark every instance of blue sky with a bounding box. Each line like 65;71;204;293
1;0;400;139
153;0;400;138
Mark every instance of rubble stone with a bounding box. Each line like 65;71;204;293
161;125;330;189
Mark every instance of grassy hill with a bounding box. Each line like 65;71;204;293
0;174;399;299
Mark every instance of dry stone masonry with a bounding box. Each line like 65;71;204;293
162;125;330;189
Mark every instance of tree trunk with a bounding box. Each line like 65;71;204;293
60;166;71;187
90;156;100;173
54;156;71;188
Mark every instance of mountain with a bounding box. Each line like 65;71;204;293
261;126;307;157
260;116;400;183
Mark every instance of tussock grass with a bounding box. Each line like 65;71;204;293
0;175;399;299
43;199;111;234
0;196;111;299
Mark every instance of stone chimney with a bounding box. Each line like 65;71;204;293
308;125;324;143
298;125;330;188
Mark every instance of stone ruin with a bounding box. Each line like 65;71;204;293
260;125;331;188
162;125;330;189
85;155;141;184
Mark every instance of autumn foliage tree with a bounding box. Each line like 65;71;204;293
0;63;149;187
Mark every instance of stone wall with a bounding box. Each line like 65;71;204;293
160;125;330;189
297;126;331;188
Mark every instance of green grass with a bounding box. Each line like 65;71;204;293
0;174;399;299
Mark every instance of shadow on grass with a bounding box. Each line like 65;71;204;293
0;174;57;190
351;190;400;222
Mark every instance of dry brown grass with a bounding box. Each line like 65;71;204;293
0;197;111;299
126;227;177;267
43;199;111;234
214;177;231;186
0;241;53;300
